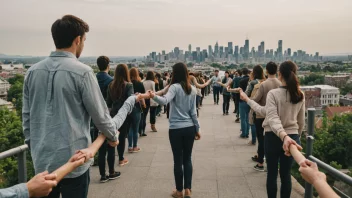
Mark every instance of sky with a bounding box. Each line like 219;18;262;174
0;0;351;56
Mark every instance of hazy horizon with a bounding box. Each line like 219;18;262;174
1;0;351;57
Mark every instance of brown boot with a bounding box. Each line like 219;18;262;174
151;124;157;132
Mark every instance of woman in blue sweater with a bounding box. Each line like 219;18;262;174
149;63;201;198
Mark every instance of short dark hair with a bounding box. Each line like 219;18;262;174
237;70;242;76
242;68;249;75
266;61;278;75
215;69;219;72
97;56;110;71
51;15;89;49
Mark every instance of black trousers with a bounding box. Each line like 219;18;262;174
235;94;240;117
265;132;300;198
213;86;221;104
222;94;231;114
45;170;90;198
169;126;196;192
254;118;265;164
98;141;115;176
117;122;130;161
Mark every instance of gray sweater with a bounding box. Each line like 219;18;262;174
153;84;200;132
247;87;305;136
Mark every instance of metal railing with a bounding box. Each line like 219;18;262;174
305;108;352;198
0;144;28;183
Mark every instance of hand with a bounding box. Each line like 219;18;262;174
68;153;85;167
108;140;119;147
148;90;155;98
239;89;249;102
26;171;57;197
282;136;302;156
299;159;326;185
75;148;94;163
195;132;201;140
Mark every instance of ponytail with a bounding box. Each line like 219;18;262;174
279;61;304;104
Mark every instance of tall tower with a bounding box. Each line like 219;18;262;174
214;41;219;57
228;42;233;55
260;41;265;57
188;44;192;53
208;45;213;56
244;39;249;61
278;40;283;60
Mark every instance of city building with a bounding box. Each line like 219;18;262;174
340;94;352;106
0;98;13;110
0;79;10;100
324;74;350;88
300;85;340;109
228;42;233;55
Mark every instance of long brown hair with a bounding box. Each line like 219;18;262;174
252;65;266;80
279;61;304;104
170;63;192;95
109;64;130;100
130;67;141;82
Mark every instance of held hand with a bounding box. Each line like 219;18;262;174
299;159;326;185
108;140;119;147
195;132;201;140
239;89;249;102
75;148;94;163
148;90;155;98
282;136;302;156
68;153;86;167
26;171;58;197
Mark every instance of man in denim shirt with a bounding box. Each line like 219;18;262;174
22;15;136;198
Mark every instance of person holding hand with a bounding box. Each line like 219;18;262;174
299;160;339;198
239;61;305;198
148;63;200;198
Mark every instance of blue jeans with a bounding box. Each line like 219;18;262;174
239;101;250;137
128;107;142;148
213;86;221;104
250;124;256;144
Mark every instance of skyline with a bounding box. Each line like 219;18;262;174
0;0;352;56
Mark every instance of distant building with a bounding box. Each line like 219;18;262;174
340;94;352;106
301;85;340;108
0;98;13;110
324;74;350;88
0;79;10;100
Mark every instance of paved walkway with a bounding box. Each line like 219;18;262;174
88;97;303;198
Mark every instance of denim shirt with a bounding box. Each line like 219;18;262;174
0;183;28;198
22;51;136;178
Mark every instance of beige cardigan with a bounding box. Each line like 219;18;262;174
247;87;305;137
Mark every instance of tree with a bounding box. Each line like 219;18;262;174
0;108;34;187
340;83;352;95
8;74;24;85
7;75;24;118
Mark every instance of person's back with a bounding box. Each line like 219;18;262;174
96;72;113;99
24;52;103;177
254;78;281;106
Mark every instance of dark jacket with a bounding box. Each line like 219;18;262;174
96;72;113;99
239;75;250;102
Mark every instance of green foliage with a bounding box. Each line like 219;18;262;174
0;108;34;187
8;74;24;85
340;83;352;95
299;73;325;85
7;75;24;118
187;62;194;67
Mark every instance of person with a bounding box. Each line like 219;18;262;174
22;15;139;198
107;64;134;167
237;68;250;138
240;61;305;198
251;62;281;171
216;71;233;115
210;70;222;105
245;65;266;145
142;71;158;133
148;62;201;198
299;160;339;198
128;67;145;152
232;70;243;122
155;73;163;117
96;56;121;182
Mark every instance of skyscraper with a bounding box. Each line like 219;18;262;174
214;42;219;57
278;40;283;60
174;47;180;59
260;41;265;57
208;45;213;56
188;44;192;53
287;48;292;57
244;39;249;60
219;46;224;57
228;42;233;54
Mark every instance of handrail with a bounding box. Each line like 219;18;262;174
0;144;28;159
0;144;28;183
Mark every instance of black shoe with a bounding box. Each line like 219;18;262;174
100;175;109;183
233;111;236;114
251;155;258;162
223;113;226;116
109;172;121;180
245;136;249;138
142;134;147;137
235;118;240;123
226;112;229;115
253;164;265;172
240;135;246;139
